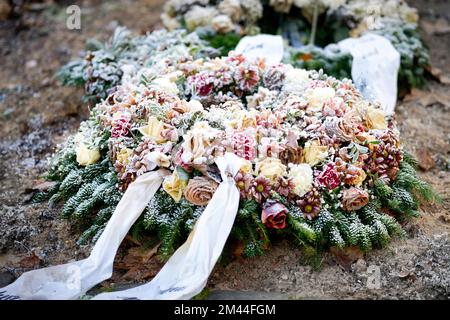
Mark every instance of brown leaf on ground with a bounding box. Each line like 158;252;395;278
422;18;450;35
415;148;436;171
426;66;450;85
29;180;57;192
403;88;450;107
330;246;364;270
18;252;41;269
116;243;162;281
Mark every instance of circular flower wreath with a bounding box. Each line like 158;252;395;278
40;52;436;258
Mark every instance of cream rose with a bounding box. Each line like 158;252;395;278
366;107;388;130
307;87;335;111
303;140;328;166
76;143;101;166
145;151;171;168
288;163;313;196
255;157;287;180
240;159;253;174
163;170;188;202
187;99;204;113
139;116;166;143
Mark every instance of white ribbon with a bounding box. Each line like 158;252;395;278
338;33;400;115
0;153;241;300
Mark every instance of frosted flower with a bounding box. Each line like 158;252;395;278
184;5;218;31
306;87;336;112
255;157;287;181
212;14;235;33
283;67;310;95
288;163;313;196
76;143;101;166
151;77;179;95
235;64;260;91
218;0;242;22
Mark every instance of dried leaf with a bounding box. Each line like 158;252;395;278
422;18;450;35
403;88;450;107
426;65;450;85
330;246;363;270
19;252;41;269
415;148;436;171
29;180;57;192
118;243;163;282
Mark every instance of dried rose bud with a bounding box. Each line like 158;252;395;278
341;187;369;211
261;200;288;229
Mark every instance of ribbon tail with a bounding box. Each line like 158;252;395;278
0;169;168;300
93;153;242;300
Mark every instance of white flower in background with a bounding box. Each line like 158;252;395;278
161;12;181;31
218;0;242;22
283;67;310;95
240;0;263;23
288;163;313;196
212;14;235;33
184;5;218;31
307;87;335;111
151;77;179;95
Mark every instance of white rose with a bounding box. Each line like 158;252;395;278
288;163;313;196
151;77;179;95
283;68;310;95
187;99;204;113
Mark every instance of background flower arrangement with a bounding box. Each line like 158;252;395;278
161;0;430;92
58;27;219;103
35;51;438;259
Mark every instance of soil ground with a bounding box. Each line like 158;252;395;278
0;0;448;299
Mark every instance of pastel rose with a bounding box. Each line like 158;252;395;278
342;187;369;211
261;200;288;229
255;157;287;181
